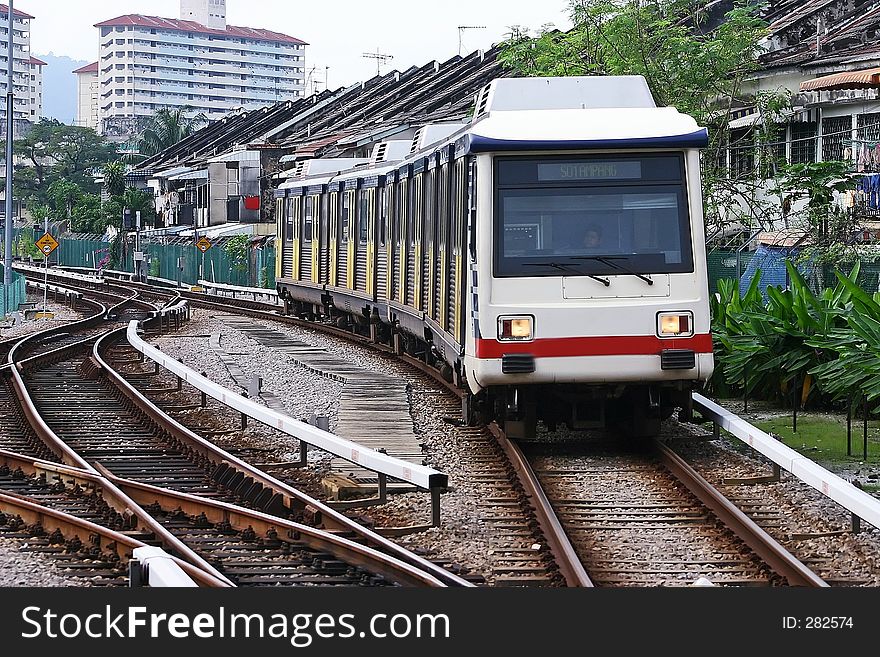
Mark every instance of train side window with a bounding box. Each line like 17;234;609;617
304;195;314;242
413;173;422;245
468;157;477;261
341;191;352;244
357;189;369;244
329;191;338;238
401;179;411;247
439;162;449;250
425;169;435;248
452;159;465;256
285;196;295;241
379;186;389;247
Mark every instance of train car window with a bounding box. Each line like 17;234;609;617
304;195;315;242
284;196;295;241
320;193;329;236
413;173;423;245
493;154;693;278
468;157;477;261
329;191;338;239
425;169;435;247
439;163;449;249
357;189;367;244
341;191;353;244
379;186;389;247
452;159;465;256
397;180;413;246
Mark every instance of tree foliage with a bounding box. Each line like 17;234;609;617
499;1;770;230
133;108;208;159
12;119;116;202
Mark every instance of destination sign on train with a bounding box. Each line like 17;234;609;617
537;161;642;181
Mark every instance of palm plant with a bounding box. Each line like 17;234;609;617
134;108;208;159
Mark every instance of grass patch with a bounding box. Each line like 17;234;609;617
754;414;880;466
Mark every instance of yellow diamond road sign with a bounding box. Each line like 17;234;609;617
196;237;212;253
36;232;59;256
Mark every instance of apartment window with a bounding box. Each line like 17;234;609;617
821;116;852;162
791;122;818;164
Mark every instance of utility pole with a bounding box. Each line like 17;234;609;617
362;48;393;76
3;0;16;313
325;66;329;91
457;25;486;56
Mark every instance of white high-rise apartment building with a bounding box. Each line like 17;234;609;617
95;0;307;140
74;61;99;131
1;4;43;129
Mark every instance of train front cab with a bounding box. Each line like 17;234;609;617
462;148;714;438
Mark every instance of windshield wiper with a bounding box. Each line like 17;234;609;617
573;256;654;285
523;262;610;287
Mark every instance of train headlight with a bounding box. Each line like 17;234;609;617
498;315;534;341
658;312;694;337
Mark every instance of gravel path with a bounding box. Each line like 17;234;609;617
0;294;84;340
0;537;90;587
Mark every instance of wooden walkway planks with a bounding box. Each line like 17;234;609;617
221;318;423;489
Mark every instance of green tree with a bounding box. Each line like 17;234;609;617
11;118;117;204
104;161;126;197
121;187;156;226
70;194;103;233
46;179;82;223
134;108;208;159
499;1;769;230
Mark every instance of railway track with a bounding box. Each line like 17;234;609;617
38;269;864;588
5;272;471;587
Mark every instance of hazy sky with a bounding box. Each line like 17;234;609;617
24;0;572;89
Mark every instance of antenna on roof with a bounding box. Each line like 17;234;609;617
362;48;393;76
458;25;486;56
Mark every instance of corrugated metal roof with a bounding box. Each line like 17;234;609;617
800;67;880;90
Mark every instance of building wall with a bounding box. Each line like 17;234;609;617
28;60;42;120
76;70;100;130
180;0;226;30
96;19;305;139
0;9;35;123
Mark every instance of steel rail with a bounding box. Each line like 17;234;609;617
6;295;235;585
104;470;448;587
486;422;594;587
94;325;472;587
654;440;827;587
0;491;228;588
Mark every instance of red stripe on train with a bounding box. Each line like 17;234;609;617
475;334;713;359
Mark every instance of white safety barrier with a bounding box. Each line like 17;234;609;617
126;321;447;492
693;393;880;530
130;546;197;587
198;279;278;299
14;262;105;285
25;280;83;301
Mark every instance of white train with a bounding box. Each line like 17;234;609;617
275;76;713;438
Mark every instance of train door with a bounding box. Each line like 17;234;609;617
399;177;410;306
412;172;423;309
436;161;450;328
343;189;355;290
356;187;370;294
319;193;329;285
329;190;339;286
381;182;392;302
290;194;301;281
423;166;435;314
301;195;313;283
275;194;286;281
310;193;320;284
450;157;467;343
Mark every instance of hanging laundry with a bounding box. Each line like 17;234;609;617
844;146;852;161
859;143;869;170
874;143;880;168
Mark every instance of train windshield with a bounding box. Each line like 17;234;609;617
493;154;694;278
